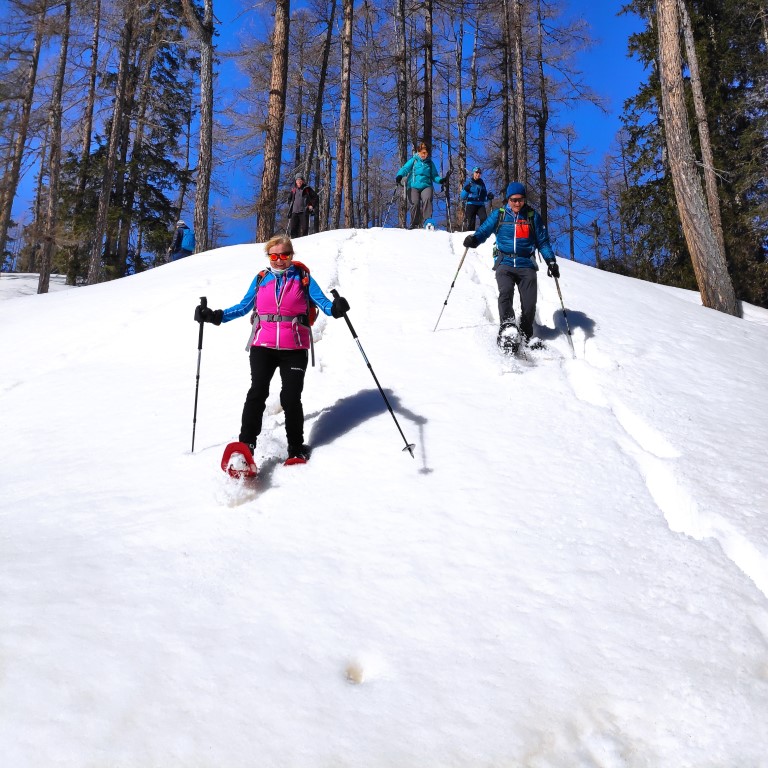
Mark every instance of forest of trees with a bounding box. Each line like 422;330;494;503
0;0;766;310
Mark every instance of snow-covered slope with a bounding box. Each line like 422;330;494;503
2;228;768;767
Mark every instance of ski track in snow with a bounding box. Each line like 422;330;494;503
567;333;768;602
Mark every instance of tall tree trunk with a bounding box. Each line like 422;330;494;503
360;1;371;227
117;8;163;278
656;0;738;315
39;0;71;294
0;0;48;261
256;0;290;242
332;0;353;229
511;0;527;182
173;101;194;224
677;0;726;258
423;0;433;149
534;0;549;222
181;0;214;252
501;1;514;187
87;5;135;285
67;0;101;285
394;0;408;227
304;0;335;187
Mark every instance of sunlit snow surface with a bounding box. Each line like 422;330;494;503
2;229;768;767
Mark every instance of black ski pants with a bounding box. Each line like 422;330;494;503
495;265;538;340
240;346;308;448
289;211;310;238
463;203;487;231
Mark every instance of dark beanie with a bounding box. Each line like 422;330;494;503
506;182;526;198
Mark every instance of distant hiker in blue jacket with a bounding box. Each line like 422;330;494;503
460;166;494;230
169;220;195;261
463;182;560;351
395;142;450;230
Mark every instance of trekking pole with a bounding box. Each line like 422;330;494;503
552;276;576;358
330;289;415;458
382;184;399;226
443;167;454;233
191;296;207;452
433;247;469;332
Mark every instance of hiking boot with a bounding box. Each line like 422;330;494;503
287;444;311;461
527;337;546;351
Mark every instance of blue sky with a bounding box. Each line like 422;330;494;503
10;1;647;257
208;0;648;246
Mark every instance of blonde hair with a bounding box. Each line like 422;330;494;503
263;235;293;256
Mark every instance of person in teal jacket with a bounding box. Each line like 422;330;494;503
395;142;449;229
463;182;560;350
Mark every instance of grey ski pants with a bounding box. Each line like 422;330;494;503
495;266;538;339
408;186;433;229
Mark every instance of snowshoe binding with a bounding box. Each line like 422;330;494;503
285;444;312;466
221;441;258;480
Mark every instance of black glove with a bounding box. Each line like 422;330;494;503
395;175;403;186
196;306;223;325
441;169;451;183
464;183;472;192
463;235;479;249
331;296;350;318
546;261;560;279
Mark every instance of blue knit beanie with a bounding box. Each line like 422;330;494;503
506;182;526;198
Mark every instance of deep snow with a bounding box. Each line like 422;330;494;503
1;228;768;767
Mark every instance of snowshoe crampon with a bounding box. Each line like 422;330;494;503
497;324;521;356
221;441;258;480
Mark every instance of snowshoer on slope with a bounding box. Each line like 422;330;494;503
463;182;559;350
195;235;350;462
460;167;494;230
395;142;450;230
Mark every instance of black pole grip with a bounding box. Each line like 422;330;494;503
197;295;207;350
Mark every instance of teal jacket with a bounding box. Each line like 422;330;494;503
396;155;445;190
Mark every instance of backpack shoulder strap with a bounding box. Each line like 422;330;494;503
291;260;311;287
495;207;506;234
289;260;318;325
527;207;538;247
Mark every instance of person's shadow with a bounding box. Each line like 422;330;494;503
307;388;431;473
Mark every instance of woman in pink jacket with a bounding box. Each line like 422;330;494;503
197;235;349;462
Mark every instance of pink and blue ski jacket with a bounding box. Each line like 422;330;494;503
221;264;333;351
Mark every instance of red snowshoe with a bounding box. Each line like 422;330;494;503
221;442;258;480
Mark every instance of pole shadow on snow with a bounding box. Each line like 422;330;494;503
535;309;596;343
307;388;432;473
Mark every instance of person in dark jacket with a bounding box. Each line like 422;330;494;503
288;176;319;238
169;220;195;261
194;235;350;462
460;167;494;230
395;143;449;229
463;182;559;351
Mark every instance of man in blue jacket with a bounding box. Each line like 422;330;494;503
463;182;560;351
460;167;494;230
